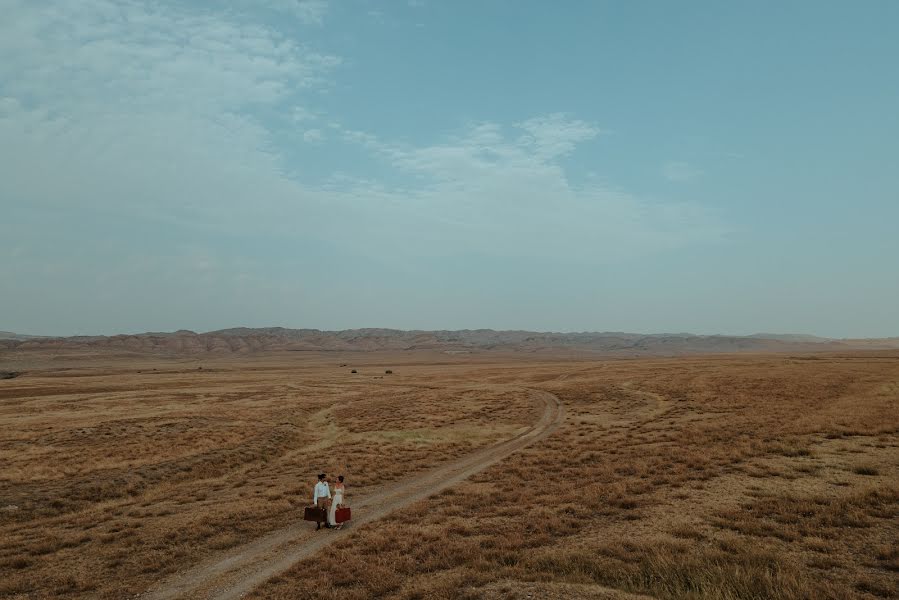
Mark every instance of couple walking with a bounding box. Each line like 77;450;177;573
312;473;346;530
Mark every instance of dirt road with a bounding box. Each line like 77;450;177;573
140;388;563;600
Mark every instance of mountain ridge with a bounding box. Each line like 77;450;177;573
2;327;898;356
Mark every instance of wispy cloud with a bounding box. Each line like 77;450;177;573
324;118;726;261
292;106;319;122
0;0;338;226
1;0;726;298
517;113;600;159
303;128;324;142
247;0;330;25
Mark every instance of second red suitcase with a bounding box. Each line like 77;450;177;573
335;506;351;523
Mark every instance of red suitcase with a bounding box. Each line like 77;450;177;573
335;506;351;523
304;506;327;522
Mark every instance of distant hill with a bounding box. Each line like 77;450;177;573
2;327;898;357
0;331;50;341
749;333;833;343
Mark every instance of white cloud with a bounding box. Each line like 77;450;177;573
292;106;319;122
662;161;703;182
323;119;726;261
288;0;330;25
246;0;329;25
1;2;338;113
517;113;600;159
1;0;724;282
0;0;338;227
303;128;324;142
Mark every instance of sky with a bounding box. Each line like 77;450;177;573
2;1;898;338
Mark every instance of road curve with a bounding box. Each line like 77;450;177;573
141;388;564;600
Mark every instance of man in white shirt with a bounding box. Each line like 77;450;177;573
312;473;331;530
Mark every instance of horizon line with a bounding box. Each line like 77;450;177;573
3;326;897;342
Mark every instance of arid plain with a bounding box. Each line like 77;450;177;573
1;350;897;599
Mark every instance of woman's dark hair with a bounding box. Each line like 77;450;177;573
318;473;326;480
338;475;344;483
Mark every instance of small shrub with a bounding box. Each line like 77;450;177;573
8;557;31;569
852;464;879;476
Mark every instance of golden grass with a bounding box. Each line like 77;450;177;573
0;355;534;598
1;351;897;599
247;353;899;600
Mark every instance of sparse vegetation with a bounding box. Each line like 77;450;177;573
0;356;532;599
853;464;880;476
250;352;899;600
0;351;896;599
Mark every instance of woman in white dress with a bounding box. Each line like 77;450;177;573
328;475;346;529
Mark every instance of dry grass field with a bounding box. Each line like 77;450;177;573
1;351;897;599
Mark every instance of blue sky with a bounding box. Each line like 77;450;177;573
2;0;897;338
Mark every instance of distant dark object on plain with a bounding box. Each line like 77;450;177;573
0;371;20;380
385;370;393;374
351;369;357;373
